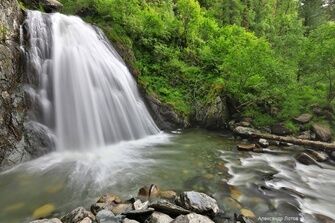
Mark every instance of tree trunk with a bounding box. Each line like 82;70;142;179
234;126;335;151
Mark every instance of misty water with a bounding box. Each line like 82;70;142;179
1;129;335;223
1;10;334;223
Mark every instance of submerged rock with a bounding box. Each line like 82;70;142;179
146;211;173;223
240;209;255;218
172;213;214;223
61;207;95;223
178;191;219;216
32;203;56;219
149;200;190;217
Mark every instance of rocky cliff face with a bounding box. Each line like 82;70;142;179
0;0;30;170
0;0;53;171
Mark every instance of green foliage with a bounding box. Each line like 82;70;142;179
302;22;335;104
59;0;335;129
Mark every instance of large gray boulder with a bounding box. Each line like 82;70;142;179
194;96;229;130
178;191;219;216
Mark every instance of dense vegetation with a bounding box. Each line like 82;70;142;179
59;0;335;131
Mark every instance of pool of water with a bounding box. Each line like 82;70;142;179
0;129;334;223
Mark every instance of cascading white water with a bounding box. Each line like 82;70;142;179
25;10;160;150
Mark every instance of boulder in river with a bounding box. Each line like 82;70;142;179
149;200;191;217
146;211;173;223
172;213;214;223
178;191;219;216
295;152;321;167
61;207;95;223
294;113;313;124
312;123;332;142
305;149;329;162
237;144;256;151
258;139;269;148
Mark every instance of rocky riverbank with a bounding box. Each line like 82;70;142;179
28;185;254;223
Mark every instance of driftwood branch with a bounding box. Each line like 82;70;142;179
234;126;335;151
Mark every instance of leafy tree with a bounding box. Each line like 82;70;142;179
300;0;327;32
303;22;335;104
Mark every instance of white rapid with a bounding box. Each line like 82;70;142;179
24;10;160;150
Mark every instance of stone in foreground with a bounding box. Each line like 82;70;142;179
123;218;140;223
172;213;214;223
61;207;95;223
96;210;121;223
149;200;190;217
178;191;219;215
146;211;173;223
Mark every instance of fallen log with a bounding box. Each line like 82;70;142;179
234;126;335;151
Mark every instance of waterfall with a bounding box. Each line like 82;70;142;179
24;10;160;150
